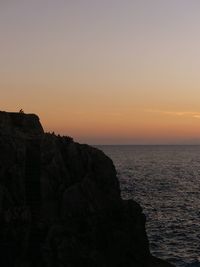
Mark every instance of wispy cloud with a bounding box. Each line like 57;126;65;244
145;109;200;119
193;115;200;119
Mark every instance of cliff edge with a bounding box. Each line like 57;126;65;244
0;112;174;267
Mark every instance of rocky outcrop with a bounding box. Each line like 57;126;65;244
0;111;174;267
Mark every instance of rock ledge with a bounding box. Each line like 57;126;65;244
0;112;174;267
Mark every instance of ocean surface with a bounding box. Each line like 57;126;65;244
98;145;200;267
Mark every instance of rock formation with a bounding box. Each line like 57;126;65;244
0;111;174;267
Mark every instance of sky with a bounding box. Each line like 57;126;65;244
1;0;200;144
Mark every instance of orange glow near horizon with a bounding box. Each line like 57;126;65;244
1;1;200;144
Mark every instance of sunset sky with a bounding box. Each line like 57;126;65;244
1;1;200;144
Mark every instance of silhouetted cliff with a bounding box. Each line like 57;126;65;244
0;111;174;267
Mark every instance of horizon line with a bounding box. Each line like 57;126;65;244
92;144;200;146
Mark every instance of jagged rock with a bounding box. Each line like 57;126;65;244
0;111;174;267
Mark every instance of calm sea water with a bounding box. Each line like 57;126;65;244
98;145;200;267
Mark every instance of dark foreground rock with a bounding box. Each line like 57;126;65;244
0;111;174;267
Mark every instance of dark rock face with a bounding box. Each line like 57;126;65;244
0;112;174;267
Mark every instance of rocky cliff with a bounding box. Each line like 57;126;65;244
0;111;174;267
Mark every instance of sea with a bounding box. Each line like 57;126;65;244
98;145;200;267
